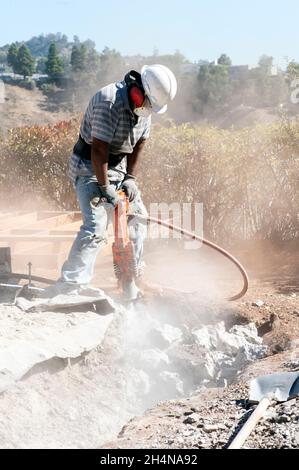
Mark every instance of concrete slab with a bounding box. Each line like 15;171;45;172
0;313;114;393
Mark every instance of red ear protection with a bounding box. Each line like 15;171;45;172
129;85;145;107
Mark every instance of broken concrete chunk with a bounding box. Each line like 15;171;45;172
183;413;200;425
15;292;116;315
193;322;263;355
191;324;221;350
229;323;263;345
204;350;229;379
203;424;220;433
149;323;183;348
188;322;267;383
0;314;114;393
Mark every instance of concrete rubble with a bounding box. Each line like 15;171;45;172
121;310;268;405
15;291;116;314
0;289;271;448
0;291;119;394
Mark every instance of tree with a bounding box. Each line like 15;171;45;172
254;55;276;106
258;54;274;71
36;56;47;74
196;62;231;113
86;47;100;72
0;51;7;67
71;44;87;72
98;47;126;84
286;61;299;81
7;43;18;72
46;43;64;82
82;39;96;50
143;49;187;76
218;54;232;67
15;45;35;78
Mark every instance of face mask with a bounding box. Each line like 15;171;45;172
134;106;152;118
133;96;152;118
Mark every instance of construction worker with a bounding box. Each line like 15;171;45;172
48;64;177;297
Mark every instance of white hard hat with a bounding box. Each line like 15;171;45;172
141;64;177;114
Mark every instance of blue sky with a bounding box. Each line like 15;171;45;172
1;0;298;66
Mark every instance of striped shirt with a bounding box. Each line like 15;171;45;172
69;80;151;184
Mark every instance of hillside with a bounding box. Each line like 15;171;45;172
0;83;285;137
0;84;71;135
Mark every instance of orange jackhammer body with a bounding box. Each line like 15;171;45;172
112;191;140;300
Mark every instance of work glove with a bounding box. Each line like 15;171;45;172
91;184;120;208
121;174;139;202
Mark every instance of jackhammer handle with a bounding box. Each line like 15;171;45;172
228;397;271;449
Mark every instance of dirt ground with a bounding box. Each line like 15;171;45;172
102;351;299;449
0;84;70;134
0;241;298;449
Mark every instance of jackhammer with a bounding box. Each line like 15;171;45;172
112;191;141;301
90;190;249;302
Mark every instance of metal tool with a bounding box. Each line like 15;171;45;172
0;248;48;303
228;371;299;449
112;191;141;301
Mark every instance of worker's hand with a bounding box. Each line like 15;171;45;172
98;184;120;207
121;174;138;202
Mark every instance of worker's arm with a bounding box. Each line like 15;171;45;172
122;139;147;201
126;138;147;176
91;137;119;206
91;137;110;186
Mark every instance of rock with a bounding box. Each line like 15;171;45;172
229;323;263;345
192;324;220;349
149;324;183;348
203;424;220;433
234;341;267;363
196;443;207;449
183;413;200;425
257;314;280;336
274;415;289;424
171;321;268;385
217;439;227;446
217;423;228;431
0;314;114;394
265;410;277;421
293;310;299;316
252;300;264;307
182;429;195;437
